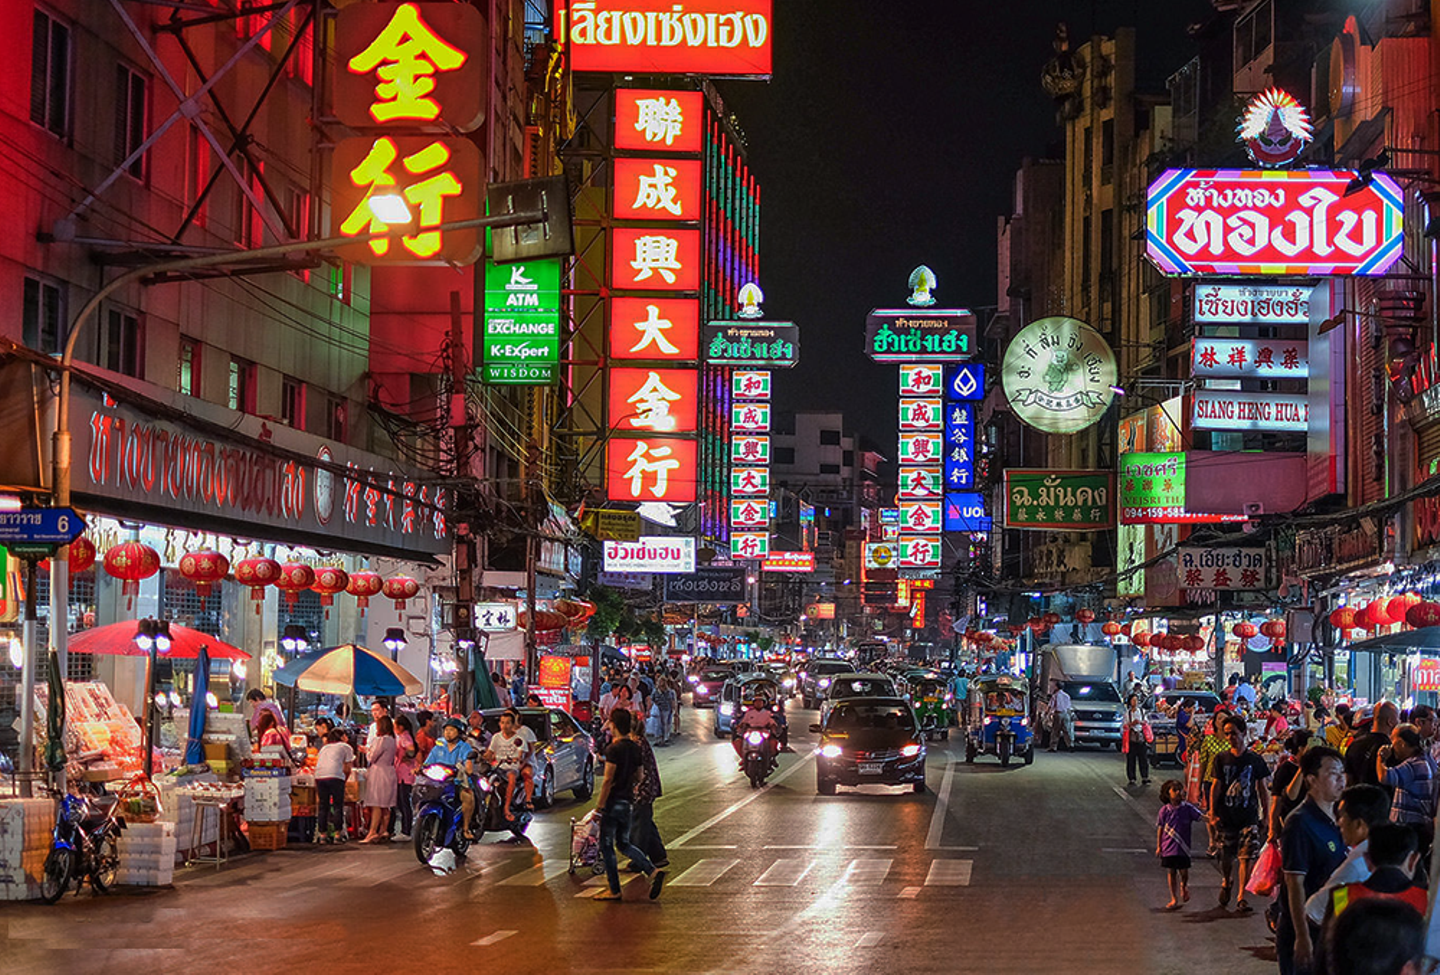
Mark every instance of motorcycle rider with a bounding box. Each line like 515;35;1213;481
732;693;781;770
483;709;532;820
425;718;477;839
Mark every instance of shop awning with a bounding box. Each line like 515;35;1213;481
1345;627;1440;653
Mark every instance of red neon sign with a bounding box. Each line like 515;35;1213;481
609;298;700;361
612;158;703;222
332;136;481;264
615;89;704;153
608;368;699;433
563;1;772;77
611;227;701;291
605;437;698;503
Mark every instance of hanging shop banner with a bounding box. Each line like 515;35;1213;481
475;602;518;631
1144;168;1404;276
732;371;772;399
1119;452;1235;525
730;531;770;560
605;437;698;503
612;158;703;221
731;402;771;432
900;364;943;397
611;227;702;291
943;402;975;490
1001;317;1117;434
730;498;769;528
762;551;816;573
945;363;986;401
663;567;747;603
1003;470;1114;530
898;432;941;466
1176;546;1270;590
609;298;701;362
897;537;941;569
897;466;942;500
603;536;696;573
1191;390;1309;432
730;467;769;495
562;0;774;78
333;2;488;132
865;542;897;568
879;508;901;526
898;398;943;431
944;493;993;532
1192;284;1312;325
580;509;643;542
614;88;705;153
865;310;976;362
703;321;799;368
608;368;699;433
1192;338;1309;380
481;258;563;384
731;436;770;465
900;500;942;534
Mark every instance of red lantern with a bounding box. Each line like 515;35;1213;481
1121;622;1133;637
1407;601;1440;629
68;535;97;574
1132;632;1150;648
1233;621;1259;639
383;574;420;610
1007;624;1024;637
1076;609;1096;624
1100;621;1122;637
177;549;230;600
1366;601;1393;628
311;566;350;618
974;631;994;645
346;570;383;612
1353;604;1371;630
1328;607;1356;632
234;556;282;615
1042;611;1061;626
1027;617;1045;633
1184;634;1205;652
103;541;160;610
1388;594;1421;626
1266;620;1288;640
274;562;316;608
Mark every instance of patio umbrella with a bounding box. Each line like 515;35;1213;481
1344;627;1440;653
68;621;250;660
184;644;210;765
271;643;422;697
44;648;66;771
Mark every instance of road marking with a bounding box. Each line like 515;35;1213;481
925;760;956;850
471;930;517;946
669;752;815;848
842;858;892;885
1101;848;1149;854
847;844;898;850
935;845;980;851
498;860;573;885
764;844;818;850
682;845;739;850
754;859;812;886
925;859;973;886
576;874;642;898
854;931;885;948
898;886;922;899
670;858;738;887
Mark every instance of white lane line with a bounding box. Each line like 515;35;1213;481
764;844;818;849
497;860;573;886
1101;848;1149;854
670;858;738;887
842;858;892;886
576;874;643;897
754;859;812;886
924;760;957;850
847;844;898;850
925;859;973;886
855;931;885;948
471;930;517;947
669;751;815;848
935;845;980;851
898;886;922;899
682;845;739;850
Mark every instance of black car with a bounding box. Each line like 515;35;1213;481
810;696;926;795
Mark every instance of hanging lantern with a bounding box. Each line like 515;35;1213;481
974;631;994;644
1027;617;1045;633
1042;611;1061;626
1265;620;1288;640
1328;607;1356;632
311;566;350;618
234;556;282;615
1388;594;1422;626
1076;608;1096;624
1233;621;1259;639
103;541;160;611
1184;634;1206;653
383;574;420;611
1132;632;1150;648
69;535;97;574
1353;604;1371;630
273;562;317;608
1007;624;1024;637
1366;600;1393;628
177;549;230;601
1407;601;1440;629
1121;622;1133;637
346;570;383;613
1100;621;1122;637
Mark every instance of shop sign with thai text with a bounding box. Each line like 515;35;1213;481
703;321;799;367
614;88;705;153
1004;470;1114;530
1192;338;1309;380
1176;546;1269;590
1192;284;1312;324
580;509;642;542
761;551;815;573
563;0;773;77
603;536;696;573
865;310;976;362
1118;453;1238;525
663;567;747;602
1192;390;1309;432
1293;522;1382;577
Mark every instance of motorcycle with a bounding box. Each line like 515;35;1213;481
411;763;477;864
476;760;534;838
40;789;125;903
740;729;777;788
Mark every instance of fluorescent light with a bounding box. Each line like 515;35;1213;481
368;193;413;225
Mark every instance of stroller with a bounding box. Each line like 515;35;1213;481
569;809;604;875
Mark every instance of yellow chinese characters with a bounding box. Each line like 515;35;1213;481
341;138;462;258
347;3;467;123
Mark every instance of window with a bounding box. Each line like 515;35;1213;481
1100;209;1115;275
324;394;348;442
186;125;209;227
842;450;854;467
819;429;841;446
22;276;64;354
232;159;263;248
285;8;313;85
228;357;256;413
281;375;305;429
774;446;795;465
819;463;841;475
327;262;353;305
30;9;70;137
115;64;148;180
178;336;200;396
100;308;142;378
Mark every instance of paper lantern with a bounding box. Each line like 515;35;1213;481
1101;621;1122;637
103;541;160;610
1328;608;1356;632
518;608;569;631
1042;611;1061;626
974;631;994;644
1353;604;1371;630
1184;635;1205;652
234;556;281;615
1007;624;1024;637
1131;632;1150;648
346;570;383;612
383;574;420;611
1262;620;1287;640
311;566;350;618
69;535;97;574
1076;609;1095;624
1366;601;1393;627
1232;622;1258;639
1027;617;1045;633
1407;601;1440;629
1388;594;1421;626
1121;622;1132;637
273;562;317;608
555;598;596;625
177;549;230;600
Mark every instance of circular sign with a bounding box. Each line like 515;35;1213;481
869;544;894;567
314;446;334;525
1002;317;1117;434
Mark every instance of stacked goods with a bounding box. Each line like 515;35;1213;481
247;820;288;851
290;772;317;822
36;682;145;778
0;798;52;901
168;782;241;858
116;821;176;886
243;776;293;822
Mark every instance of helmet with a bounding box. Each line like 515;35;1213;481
444;717;466;732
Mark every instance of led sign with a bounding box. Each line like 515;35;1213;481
612;158;703;221
333;136;481;264
615;89;705;153
761;552;815;573
865;310;976;362
609;298;700;362
1192;284;1312;325
1191;390;1310;432
611;227;702;291
1191;338;1309;380
703;321;799;367
605;438;698;503
608;368;699;433
603;536;696;573
563;1;773;77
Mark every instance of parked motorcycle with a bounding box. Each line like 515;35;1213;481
40;789;125;903
740;729;777;788
411;763;476;864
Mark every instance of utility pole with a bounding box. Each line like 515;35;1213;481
524;440;541;683
17;557;38;797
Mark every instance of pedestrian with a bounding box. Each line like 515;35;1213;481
415;709;437;760
391;714;418;838
1346;702;1399;787
592;708;665;902
1269;730;1314;837
626;715;668;871
1323;897;1426;975
510;667;526;703
1305;784;1392;927
1156;779;1204;910
361;715;397;843
1121;692;1152;786
1277;745;1348;975
1409;705;1440;764
1320;822;1428;927
1375;724;1436;855
1266;701;1291;739
653;677;677;746
1048;681;1073;752
492;672;512;708
1174;700;1195;762
1327;703;1354;752
1209;715;1270;912
314;728;354;844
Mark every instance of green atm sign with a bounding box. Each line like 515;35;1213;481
482;259;561;384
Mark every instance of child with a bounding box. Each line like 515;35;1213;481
315;729;355;844
1157;779;1205;910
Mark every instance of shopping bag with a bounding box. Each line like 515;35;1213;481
1246;842;1283;897
646;704;662;738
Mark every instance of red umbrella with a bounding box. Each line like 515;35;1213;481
67;621;250;660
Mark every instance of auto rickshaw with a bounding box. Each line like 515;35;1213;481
912;676;955;740
965;673;1034;766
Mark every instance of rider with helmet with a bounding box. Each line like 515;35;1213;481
732;690;782;768
425;718;477;839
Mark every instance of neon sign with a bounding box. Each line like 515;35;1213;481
564;1;772;77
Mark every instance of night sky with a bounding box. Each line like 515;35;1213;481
718;0;1214;453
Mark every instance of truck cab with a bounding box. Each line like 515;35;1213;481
1041;644;1127;750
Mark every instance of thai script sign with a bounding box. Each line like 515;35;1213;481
1145;168;1404;276
761;551;815;573
703;321;799;367
1003;470;1114;530
1118;453;1240;525
563;0;773;77
1002;317;1117;434
602;536;697;573
1412;659;1440;692
580;509;642;542
1192;284;1312;324
1176;546;1270;590
865;310;976;362
663;567;747;602
615;88;705;152
1192;338;1309;380
1192;390;1309;432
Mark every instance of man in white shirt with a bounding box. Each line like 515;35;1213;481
1048;683;1073;752
484;709;531;819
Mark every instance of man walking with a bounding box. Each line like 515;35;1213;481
1209;715;1271;912
626;715;668;871
1278;746;1347;975
1048;681;1073;752
1346;702;1399;787
592;708;665;902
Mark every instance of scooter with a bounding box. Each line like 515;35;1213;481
740;729;777;788
40;788;125;903
411;763;477;864
476;760;534;838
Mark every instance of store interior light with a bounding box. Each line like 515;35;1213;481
231;658;247;680
168;691;182;708
7;639;22;670
205;692;219;709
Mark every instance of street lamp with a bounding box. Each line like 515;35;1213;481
383;627;406;660
134;618;171;779
280;624;308;655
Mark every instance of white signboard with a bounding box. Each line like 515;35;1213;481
1192;390;1309;432
1191;338;1309;379
475;602;518;631
1176;546;1270;590
603;536;697;574
1192;284;1311;325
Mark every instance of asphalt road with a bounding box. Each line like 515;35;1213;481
2;702;1277;975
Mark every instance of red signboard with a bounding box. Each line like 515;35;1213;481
606;437;698;502
332;136;481;264
608;368;699;433
563;1;773;77
1145;168;1404;277
609;298;700;361
1414;659;1440;692
538;655;573;689
615;89;705;153
611;227;702;291
612;158;703;221
762;551;815;573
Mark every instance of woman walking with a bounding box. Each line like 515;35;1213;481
362;715;398;843
1122;692;1152;786
653;678;678;746
392;714;419;838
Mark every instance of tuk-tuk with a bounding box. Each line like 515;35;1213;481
911;676;955;740
965;674;1034;766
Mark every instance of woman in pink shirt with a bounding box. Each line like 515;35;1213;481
392;714;419;838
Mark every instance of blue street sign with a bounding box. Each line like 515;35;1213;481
945;363;986;401
945;403;974;489
944;493;992;532
0;508;87;545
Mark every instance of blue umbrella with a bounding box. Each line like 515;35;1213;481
271;643;423;697
184;645;210;765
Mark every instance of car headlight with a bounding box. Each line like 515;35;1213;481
818;678;831;689
819;743;843;758
720;703;734;716
745;731;766;745
422;764;454;782
899;743;922;758
697;685;710;695
983;716;993;725
782;677;795;687
688;675;700;684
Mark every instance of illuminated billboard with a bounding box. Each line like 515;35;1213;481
563;1;773;77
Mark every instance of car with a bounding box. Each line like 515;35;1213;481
760;660;798;697
688;665;736;707
714;673;784;736
1058;679;1127;749
818;672;898;724
811;696;927;795
476;706;596;806
798;658;856;709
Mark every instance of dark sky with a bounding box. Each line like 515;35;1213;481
717;0;1214;452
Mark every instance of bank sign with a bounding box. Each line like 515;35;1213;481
482;258;562;384
562;0;773;77
1145;168;1403;276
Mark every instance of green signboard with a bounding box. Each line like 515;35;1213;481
1118;452;1189;524
864;310;975;362
1003;470;1114;530
481;259;562;384
704;321;799;368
